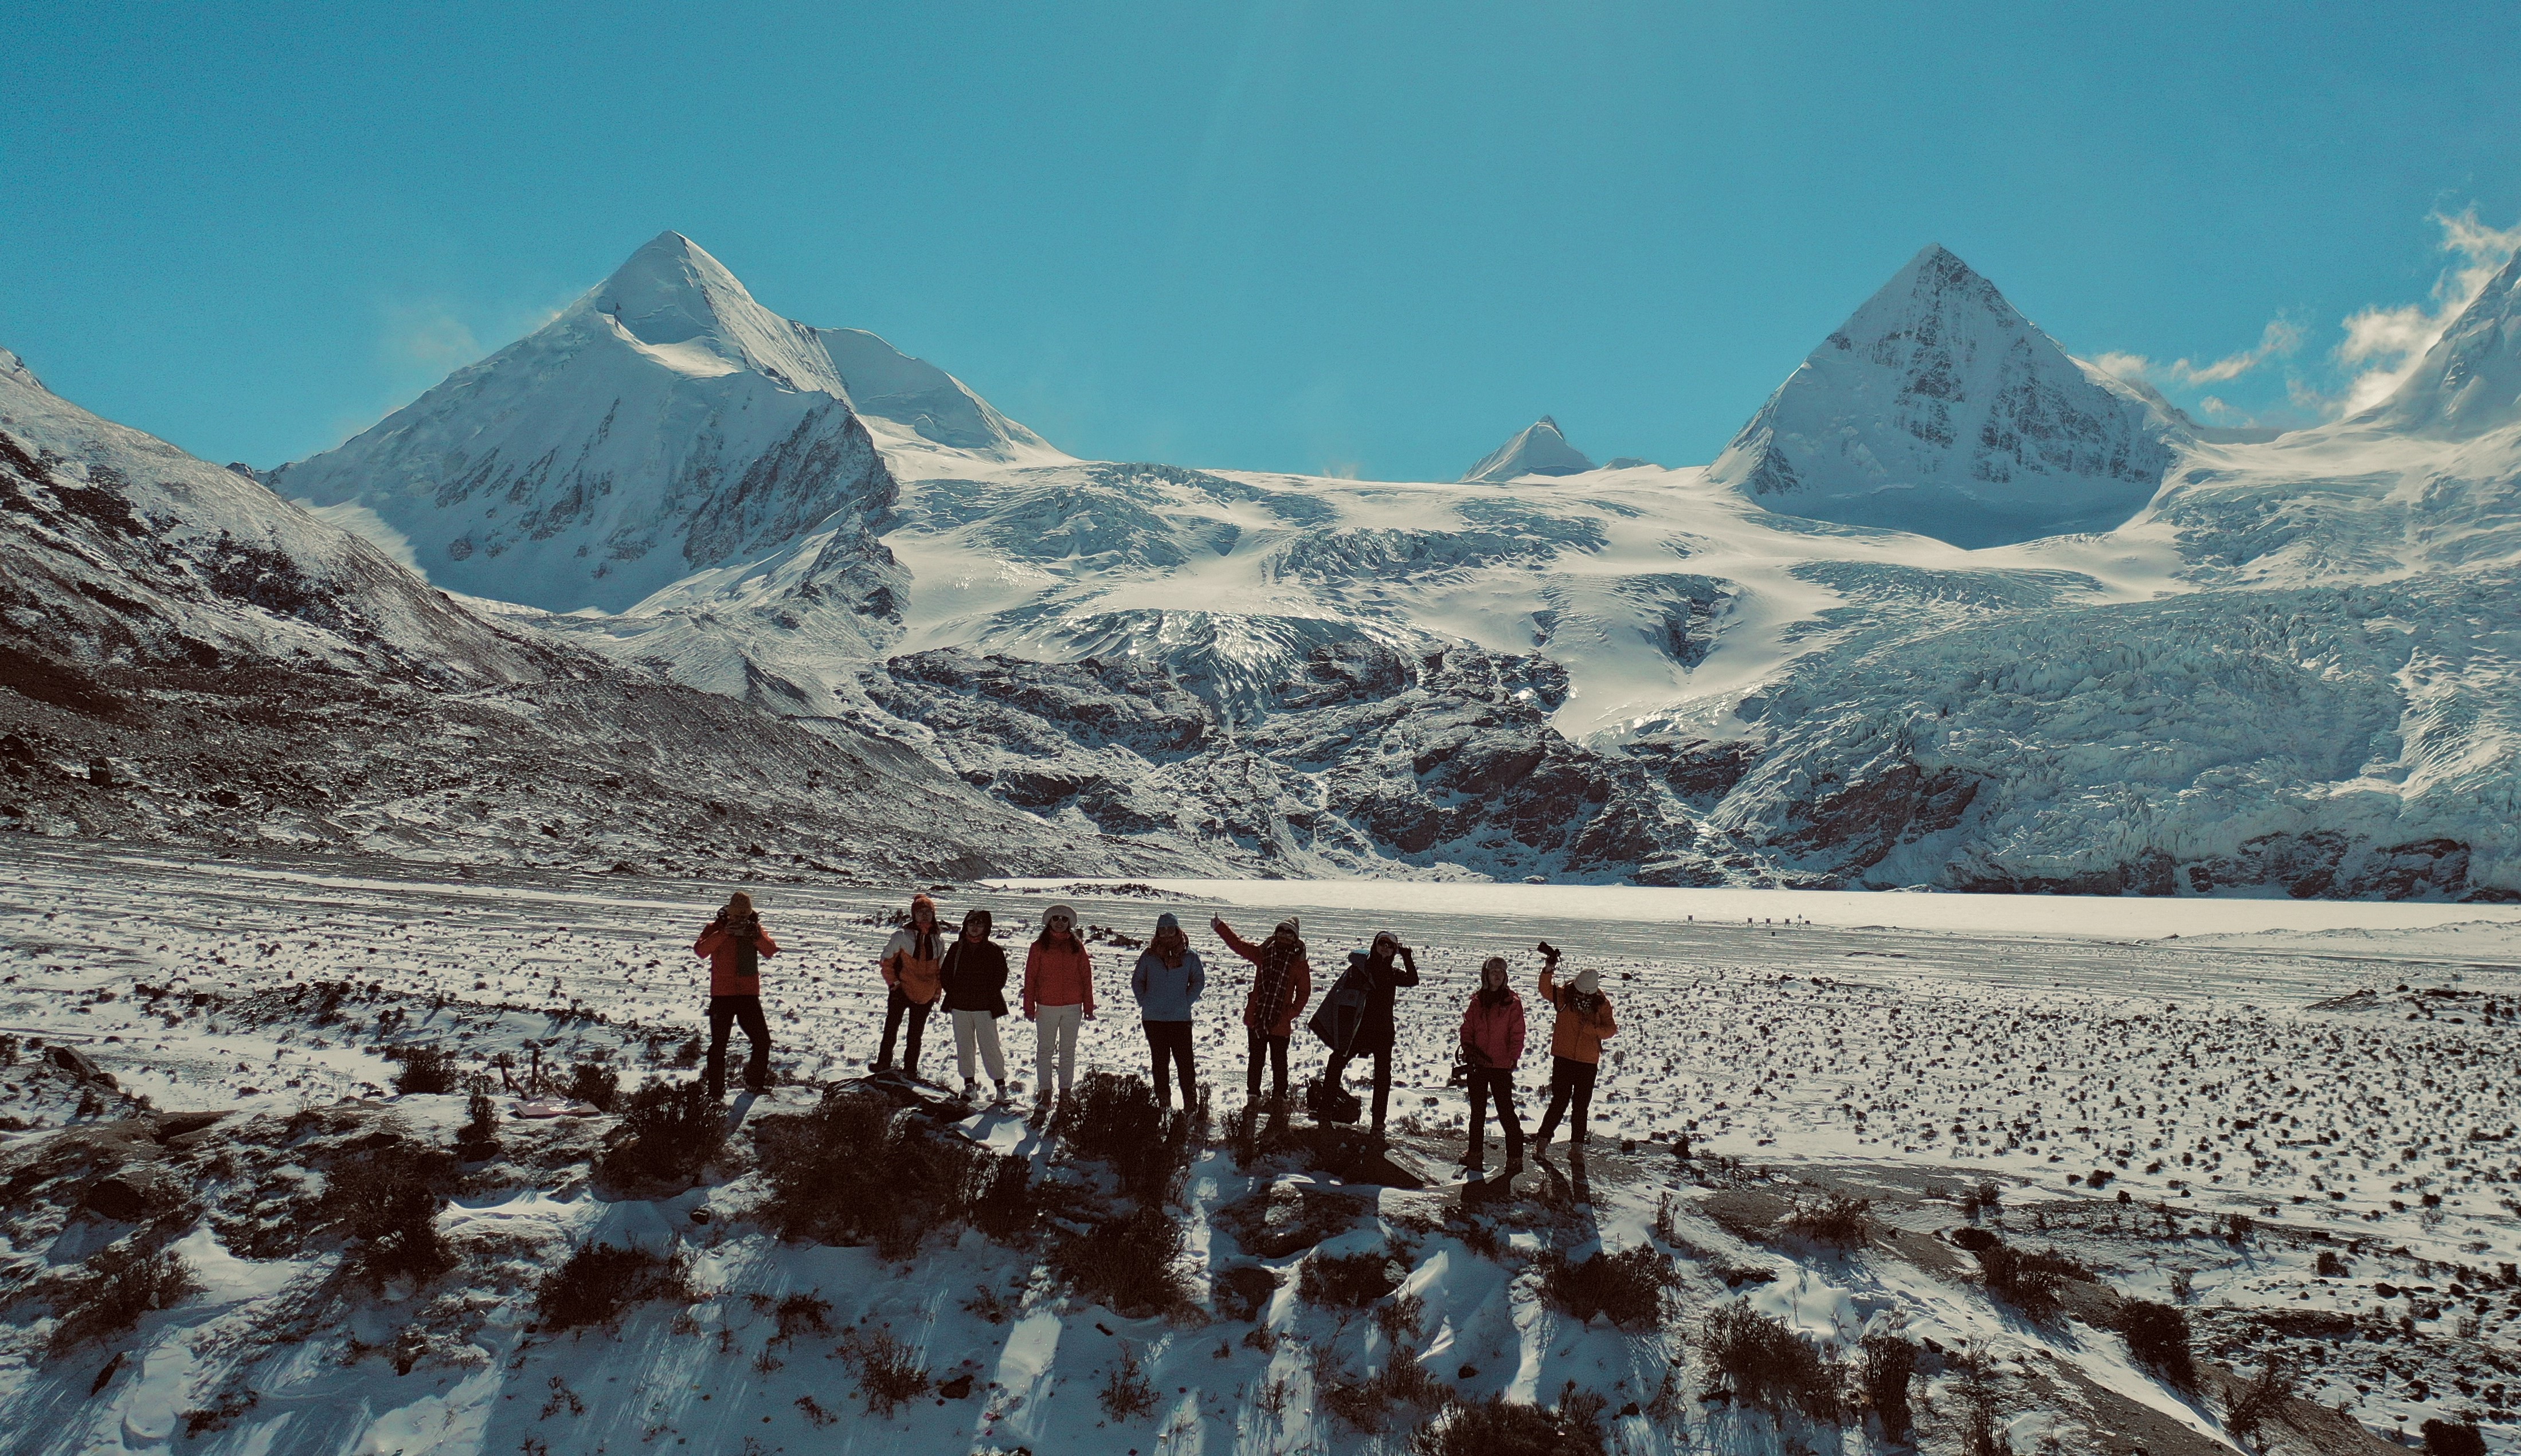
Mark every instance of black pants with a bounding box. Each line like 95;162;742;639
876;985;931;1075
1533;1054;1599;1149
1465;1066;1524;1166
1246;1029;1289;1101
706;994;770;1095
1144;1020;1195;1107
1325;1042;1393;1134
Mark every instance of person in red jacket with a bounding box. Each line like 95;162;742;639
693;891;780;1097
1458;954;1528;1175
1213;914;1311;1106
1021;904;1094;1105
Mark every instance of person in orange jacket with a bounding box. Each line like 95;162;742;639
1213;914;1310;1106
876;893;946;1079
693;890;780;1097
1530;941;1616;1158
1021;904;1093;1104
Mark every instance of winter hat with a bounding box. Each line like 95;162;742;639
964;907;992;931
1571;967;1602;995
1371;930;1400;952
1274;915;1301;936
726;891;755;914
1045;903;1077;926
1156;911;1182;933
910;893;937;919
1481;955;1508;976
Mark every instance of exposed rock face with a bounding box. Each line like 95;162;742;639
1708;245;2179;548
1461;416;1596;482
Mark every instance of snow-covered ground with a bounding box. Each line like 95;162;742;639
3;844;2514;1453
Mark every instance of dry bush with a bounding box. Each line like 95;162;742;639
2422;1418;2488;1456
597;1077;725;1189
45;1244;198;1355
453;1092;500;1159
533;1242;692;1330
1954;1344;2013;1456
1858;1330;1917;1441
2224;1358;2291;1443
753;1088;1033;1257
1972;1238;2091;1320
769;1292;831;1344
1302;1250;1404;1308
1215;1264;1281;1322
2116;1299;2196;1388
1699;1300;1840;1420
1321;1352;1450;1432
1410;1387;1606;1455
1098;1339;1157;1421
1062;1071;1204;1203
1536;1246;1676;1329
566;1062;620;1113
1055;1203;1191;1318
840;1328;931;1416
1782;1192;1872;1251
390;1045;457;1095
323;1146;455;1287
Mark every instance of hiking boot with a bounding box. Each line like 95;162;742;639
1501;1154;1525;1176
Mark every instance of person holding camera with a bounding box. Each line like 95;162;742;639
693;890;780;1098
1322;930;1418;1141
1530;941;1616;1159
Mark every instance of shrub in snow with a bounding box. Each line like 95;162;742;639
565;1061;619;1113
1410;1387;1606;1455
1301;1250;1404;1308
2116;1298;2197;1389
533;1242;691;1330
322;1146;455;1287
1537;1246;1676;1329
2222;1357;2292;1443
752;1087;1033;1257
1972;1238;2091;1320
839;1327;931;1416
596;1077;724;1192
45;1243;198;1354
1698;1300;1839;1420
1054;1203;1191;1318
1097;1339;1157;1422
2422;1418;2488;1456
1319;1349;1449;1434
390;1044;456;1095
1858;1330;1917;1440
1953;1344;2012;1456
1060;1071;1204;1204
454;1091;499;1159
1781;1191;1872;1251
1213;1263;1281;1322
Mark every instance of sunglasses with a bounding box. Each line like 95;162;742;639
1047;914;1072;925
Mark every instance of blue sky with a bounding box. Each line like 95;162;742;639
4;1;2518;480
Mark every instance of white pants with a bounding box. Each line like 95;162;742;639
1035;1003;1083;1093
953;1008;1007;1083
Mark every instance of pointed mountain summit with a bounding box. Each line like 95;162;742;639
1461;416;1596;482
2360;248;2521;439
271;233;1048;614
1708;245;2179;548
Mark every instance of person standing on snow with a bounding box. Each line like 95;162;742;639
1213;914;1311;1107
1458;954;1528;1175
939;907;1011;1102
694;890;780;1098
1130;912;1205;1111
1021;905;1094;1106
875;893;946;1079
1320;931;1419;1140
1530;941;1618;1159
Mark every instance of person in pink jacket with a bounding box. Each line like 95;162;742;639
1457;954;1527;1174
1020;904;1094;1105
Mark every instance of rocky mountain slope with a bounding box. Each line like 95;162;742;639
1461;415;1597;482
0;344;1179;882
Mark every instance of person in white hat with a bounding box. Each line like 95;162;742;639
1530;941;1618;1158
1021;905;1094;1106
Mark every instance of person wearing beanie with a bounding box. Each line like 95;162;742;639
1530;942;1618;1158
1458;953;1528;1174
938;907;1012;1101
1130;911;1206;1110
693;890;780;1098
1320;930;1419;1140
876;893;948;1079
1213;914;1311;1106
1021;905;1095;1105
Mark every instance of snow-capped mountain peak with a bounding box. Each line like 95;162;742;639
2360;247;2521;439
1707;244;2181;548
587;231;848;396
1461;416;1596;482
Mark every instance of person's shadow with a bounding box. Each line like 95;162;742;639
723;1089;762;1136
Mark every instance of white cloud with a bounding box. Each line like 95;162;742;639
2092;319;2302;391
380;302;484;373
2334;207;2521;416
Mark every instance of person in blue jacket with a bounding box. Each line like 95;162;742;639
1131;911;1206;1110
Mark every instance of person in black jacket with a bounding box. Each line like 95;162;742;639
939;908;1012;1102
1321;930;1418;1140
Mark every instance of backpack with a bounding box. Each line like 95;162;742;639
1306;961;1370;1052
1306;1076;1362;1125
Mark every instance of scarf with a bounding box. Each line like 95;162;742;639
1254;932;1303;1020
